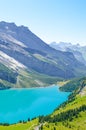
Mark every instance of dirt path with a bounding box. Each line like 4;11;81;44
26;124;37;130
34;124;42;130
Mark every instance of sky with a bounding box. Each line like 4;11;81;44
0;0;86;45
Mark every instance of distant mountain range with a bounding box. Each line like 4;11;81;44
50;42;86;65
0;21;86;88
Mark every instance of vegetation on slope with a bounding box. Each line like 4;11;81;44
38;95;86;130
0;119;39;130
59;77;86;92
0;63;18;83
38;82;86;130
0;65;62;89
0;63;18;89
17;69;61;88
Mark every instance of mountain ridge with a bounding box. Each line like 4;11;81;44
50;41;86;65
0;21;86;88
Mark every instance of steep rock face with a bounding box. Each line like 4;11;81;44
0;21;52;52
0;21;86;80
0;63;18;84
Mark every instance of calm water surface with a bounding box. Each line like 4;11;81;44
0;86;70;124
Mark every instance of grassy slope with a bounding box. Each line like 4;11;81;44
16;69;62;88
42;95;86;130
41;78;86;130
0;66;62;89
0;119;39;130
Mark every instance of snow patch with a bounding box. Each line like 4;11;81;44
0;51;27;70
0;32;27;48
5;26;9;29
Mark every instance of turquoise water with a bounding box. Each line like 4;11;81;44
0;86;70;124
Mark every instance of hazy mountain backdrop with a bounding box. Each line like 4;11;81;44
50;42;86;65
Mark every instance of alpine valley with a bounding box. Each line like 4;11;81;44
0;21;86;130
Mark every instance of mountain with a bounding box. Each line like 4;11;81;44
50;42;86;65
0;21;86;88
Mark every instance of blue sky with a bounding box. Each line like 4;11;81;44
0;0;86;45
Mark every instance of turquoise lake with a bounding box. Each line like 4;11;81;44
0;86;70;124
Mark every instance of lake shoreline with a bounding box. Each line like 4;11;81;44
0;84;56;91
0;85;70;124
